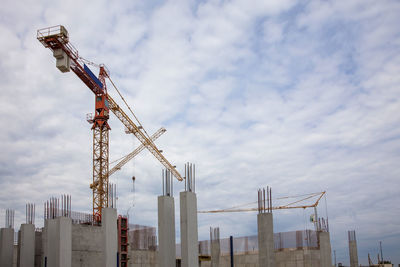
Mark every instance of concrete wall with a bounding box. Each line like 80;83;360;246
200;249;322;267
71;224;103;267
129;250;158;267
0;228;14;267
34;210;117;267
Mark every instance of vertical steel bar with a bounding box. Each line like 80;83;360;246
193;164;195;193
270;188;272;213
263;188;266;213
184;163;187;191
190;163;192;191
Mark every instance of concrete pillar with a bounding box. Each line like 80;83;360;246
210;238;220;267
44;217;72;267
349;240;358;267
319;231;332;267
102;208;117;267
158;195;176;267
0;228;14;267
17;224;35;267
257;213;275;267
180;191;199;267
348;230;358;267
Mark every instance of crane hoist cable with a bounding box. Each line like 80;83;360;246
107;75;155;143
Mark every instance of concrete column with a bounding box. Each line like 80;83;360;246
17;224;35;267
349;240;358;267
319;231;332;267
180;191;199;267
158;195;176;267
44;217;72;267
257;213;275;267
102;208;117;267
210;239;220;267
0;228;14;267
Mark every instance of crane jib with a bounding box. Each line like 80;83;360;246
84;64;103;89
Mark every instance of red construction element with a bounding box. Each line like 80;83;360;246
118;215;129;267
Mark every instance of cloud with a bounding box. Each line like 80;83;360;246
1;0;399;265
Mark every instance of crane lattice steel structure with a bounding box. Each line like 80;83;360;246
198;191;326;213
37;25;182;221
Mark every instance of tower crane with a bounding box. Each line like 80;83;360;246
37;25;183;221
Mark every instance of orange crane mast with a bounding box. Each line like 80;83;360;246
37;25;183;221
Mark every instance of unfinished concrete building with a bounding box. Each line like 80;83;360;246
2;176;334;267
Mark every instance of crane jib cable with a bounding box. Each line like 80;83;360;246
106;76;155;143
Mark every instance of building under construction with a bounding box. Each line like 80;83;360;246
0;25;366;267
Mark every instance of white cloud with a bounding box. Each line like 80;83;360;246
0;0;399;265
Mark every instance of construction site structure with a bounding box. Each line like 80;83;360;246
199;191;326;214
37;25;183;221
118;216;129;267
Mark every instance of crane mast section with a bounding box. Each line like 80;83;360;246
108;127;166;177
107;96;183;181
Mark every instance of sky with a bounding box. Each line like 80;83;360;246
0;0;399;265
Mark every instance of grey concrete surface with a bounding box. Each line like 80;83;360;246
44;217;72;267
102;208;117;267
158;195;176;267
257;213;275;267
0;227;14;267
349;240;358;267
17;224;35;267
319;231;332;267
180;191;199;267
